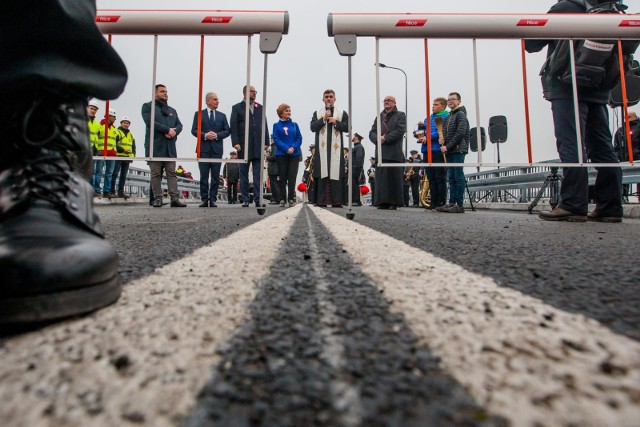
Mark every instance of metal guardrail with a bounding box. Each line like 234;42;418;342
120;166;200;200
466;161;640;204
121;166;273;202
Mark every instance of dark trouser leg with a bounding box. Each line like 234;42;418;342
199;161;211;202
117;161;130;194
269;175;281;202
239;163;250;203
352;167;363;204
276;156;289;201
251;158;262;204
551;100;622;216
111;160;121;193
584;103;623;216
231;183;238;202
370;181;376;205
410;178;420;205
286;157;299;201
403;184;410;206
210;160;222;202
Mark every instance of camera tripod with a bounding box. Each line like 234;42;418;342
528;167;562;214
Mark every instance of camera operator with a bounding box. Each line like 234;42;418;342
525;0;639;223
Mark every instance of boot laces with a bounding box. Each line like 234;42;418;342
19;151;71;209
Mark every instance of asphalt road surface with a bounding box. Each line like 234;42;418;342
1;203;639;427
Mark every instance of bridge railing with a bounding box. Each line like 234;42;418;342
465;161;640;204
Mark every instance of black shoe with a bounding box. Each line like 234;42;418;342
199;201;209;208
242;202;249;207
170;200;187;208
210;202;217;208
0;95;120;325
152;198;163;208
227;201;233;204
388;205;397;210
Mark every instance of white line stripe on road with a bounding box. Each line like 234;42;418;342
312;206;640;427
0;208;298;427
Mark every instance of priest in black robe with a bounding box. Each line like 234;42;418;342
309;89;349;207
368;96;407;210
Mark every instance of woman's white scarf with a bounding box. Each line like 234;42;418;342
317;107;343;180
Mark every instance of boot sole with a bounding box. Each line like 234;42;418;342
0;275;120;325
539;215;587;222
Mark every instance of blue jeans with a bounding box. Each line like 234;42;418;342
198;156;222;202
446;152;466;206
92;159;116;193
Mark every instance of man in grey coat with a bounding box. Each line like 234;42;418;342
142;84;186;208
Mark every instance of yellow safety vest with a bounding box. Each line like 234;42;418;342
117;129;135;158
97;123;118;155
87;117;102;151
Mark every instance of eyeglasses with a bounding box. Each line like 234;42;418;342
383;99;395;103
447;98;459;102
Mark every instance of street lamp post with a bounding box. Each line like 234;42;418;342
375;62;408;157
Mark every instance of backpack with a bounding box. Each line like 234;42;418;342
544;0;639;91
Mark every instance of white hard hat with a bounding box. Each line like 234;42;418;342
120;116;131;123
88;99;99;109
108;109;116;117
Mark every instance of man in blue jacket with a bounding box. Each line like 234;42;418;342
191;92;230;207
230;85;270;207
418;97;449;209
142;84;186;208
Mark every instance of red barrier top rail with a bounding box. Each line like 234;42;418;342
97;9;289;35
327;13;640;39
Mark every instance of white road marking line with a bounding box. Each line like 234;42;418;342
312;206;640;427
304;208;364;426
0;208;298;427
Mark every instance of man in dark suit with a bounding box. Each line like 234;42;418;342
230;85;270;207
142;84;186;208
191;92;230;207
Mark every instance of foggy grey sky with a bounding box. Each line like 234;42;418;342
96;0;640;179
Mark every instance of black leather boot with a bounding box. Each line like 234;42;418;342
0;94;121;325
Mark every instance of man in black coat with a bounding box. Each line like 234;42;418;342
230;85;270;207
368;96;407;210
142;84;186;208
525;0;639;223
191;92;230;207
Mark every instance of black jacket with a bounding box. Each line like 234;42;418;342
614;119;640;161
524;0;639;104
443;106;469;154
368;107;407;162
230;100;269;161
352;142;365;169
